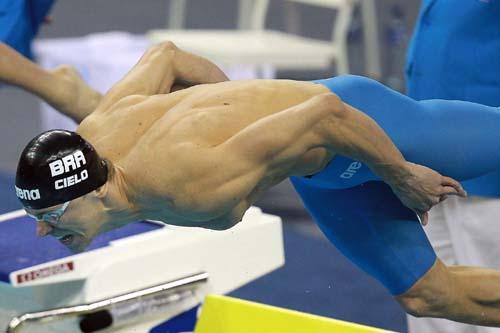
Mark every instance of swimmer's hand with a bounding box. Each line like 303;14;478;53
388;162;466;225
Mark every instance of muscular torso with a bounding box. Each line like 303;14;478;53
78;80;331;227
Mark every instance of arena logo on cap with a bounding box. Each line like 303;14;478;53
49;150;89;190
15;186;40;201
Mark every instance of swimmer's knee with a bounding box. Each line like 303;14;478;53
156;40;178;52
311;93;347;127
396;260;456;318
145;41;178;60
333;75;383;92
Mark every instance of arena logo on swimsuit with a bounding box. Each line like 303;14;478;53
49;150;89;190
340;161;363;179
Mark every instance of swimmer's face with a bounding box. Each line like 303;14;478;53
25;193;104;253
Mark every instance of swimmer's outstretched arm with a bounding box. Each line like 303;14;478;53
0;42;102;122
96;41;229;112
215;93;464;221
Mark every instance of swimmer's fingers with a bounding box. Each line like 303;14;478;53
441;177;467;197
36;221;53;237
440;186;462;198
422;211;429;226
416;211;429;226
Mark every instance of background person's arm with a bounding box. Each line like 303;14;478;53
96;41;229;112
0;42;102;123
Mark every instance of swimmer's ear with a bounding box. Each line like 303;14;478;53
94;183;108;198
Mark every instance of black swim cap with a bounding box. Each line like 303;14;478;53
15;130;108;209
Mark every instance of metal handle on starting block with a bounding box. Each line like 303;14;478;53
6;272;208;333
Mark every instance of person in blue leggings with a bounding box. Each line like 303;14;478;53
5;43;500;326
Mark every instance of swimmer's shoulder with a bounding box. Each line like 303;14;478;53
98;87;204;116
94;94;150;115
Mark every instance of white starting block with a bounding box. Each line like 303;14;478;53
0;207;284;333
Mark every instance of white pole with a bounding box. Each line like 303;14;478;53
167;0;187;29
361;0;382;79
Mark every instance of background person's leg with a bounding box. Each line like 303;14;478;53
408;316;477;333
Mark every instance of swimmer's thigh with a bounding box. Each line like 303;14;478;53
291;179;437;295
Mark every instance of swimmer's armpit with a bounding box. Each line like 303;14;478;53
96;41;229;112
171;79;200;92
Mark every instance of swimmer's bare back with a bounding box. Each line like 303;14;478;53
78;79;334;228
67;41;462;229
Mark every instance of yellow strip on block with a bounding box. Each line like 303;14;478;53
195;294;397;333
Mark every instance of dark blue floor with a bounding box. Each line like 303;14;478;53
0;172;406;332
0;173;23;213
230;223;407;332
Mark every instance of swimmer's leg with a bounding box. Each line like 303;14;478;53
400;259;500;326
292;179;437;295
312;75;500;187
292;179;500;326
